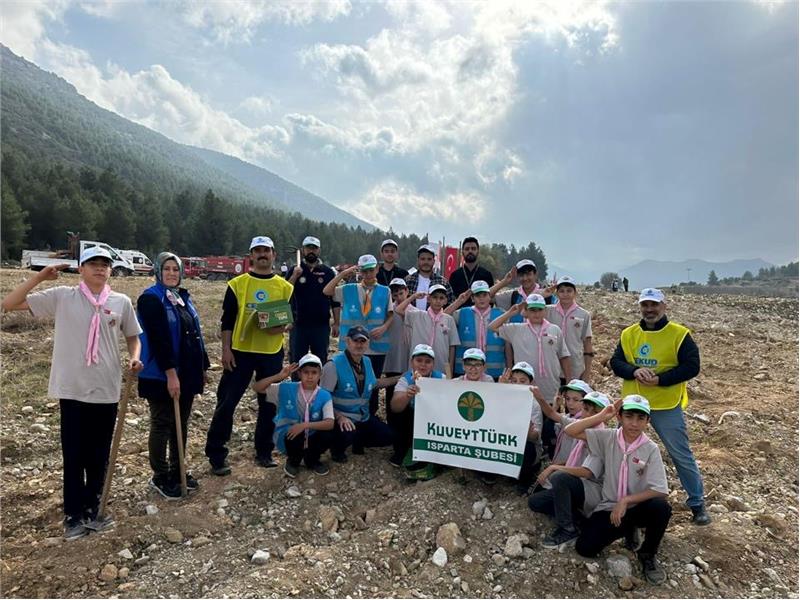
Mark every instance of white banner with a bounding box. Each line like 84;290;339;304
412;378;533;477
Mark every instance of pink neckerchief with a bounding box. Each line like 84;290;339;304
616;428;650;501
565;421;605;467
553;301;579;334
553;410;582;462
79;281;111;366
472;305;491;350
427;307;444;346
526;318;553;379
516;283;541;301
299;384;320;449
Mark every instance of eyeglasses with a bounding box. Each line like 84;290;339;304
463;362;484;369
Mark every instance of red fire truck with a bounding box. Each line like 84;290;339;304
180;256;252;280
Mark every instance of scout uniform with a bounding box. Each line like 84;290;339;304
546;276;592;380
404;284;460;374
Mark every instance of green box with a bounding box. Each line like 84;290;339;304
252;300;294;328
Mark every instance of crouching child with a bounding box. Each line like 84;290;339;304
564;395;672;585
253;354;334;477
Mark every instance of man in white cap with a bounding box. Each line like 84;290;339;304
376;239;409;287
2;248;144;539
286;236;340;366
610;288;709;526
323;254;393;417
447;237;495;307
206;236;294;475
546;276;594;383
405;244;454;310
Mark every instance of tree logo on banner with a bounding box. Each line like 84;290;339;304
457;391;485;422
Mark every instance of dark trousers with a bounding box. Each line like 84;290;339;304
284;430;333;467
517;441;542;487
366;354;386;417
145;386;193;481
576;497;672;558
529;471;585;530
543;418;557;459
331;415;393;456
289;324;331;366
205;348;283;466
390;406;415;458
60;399;118;520
384;371;402;435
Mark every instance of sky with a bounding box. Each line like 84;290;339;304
1;0;797;277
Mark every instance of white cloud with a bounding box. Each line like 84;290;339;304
345;180;486;231
0;0;69;59
239;96;273;117
179;0;352;45
78;1;125;19
474;142;524;185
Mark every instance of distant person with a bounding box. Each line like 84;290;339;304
286;236;340;366
205;236;293;475
447;237;495;307
609;288;710;526
623;277;629;292
280;262;288;276
405;244;454;310
612;279;619;292
376;239;409;287
1;248;143;540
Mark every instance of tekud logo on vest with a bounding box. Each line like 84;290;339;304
635;343;658;367
254;289;268;302
457;391;485;422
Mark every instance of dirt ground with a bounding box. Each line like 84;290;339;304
1;268;797;599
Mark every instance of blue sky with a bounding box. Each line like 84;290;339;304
2;1;797;277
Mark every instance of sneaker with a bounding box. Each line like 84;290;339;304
210;460;232;476
331;453;348;464
514;482;531;496
255;456;278;469
388;452;404;468
63;517;88;541
311;463;330;476
691;505;712;526
84;513;115;533
283;462;300;478
542;527;579;549
150;477;182;501
185;473;199;492
639;552;667;585
625;527;644;551
406;463;437;481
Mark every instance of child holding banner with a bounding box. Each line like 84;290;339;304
252;354;334;478
389;344;446;477
394;286;460;377
446;281;505;379
529;391;610;548
565;395;672;586
454;348;495;383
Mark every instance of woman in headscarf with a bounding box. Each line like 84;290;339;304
137;253;209;499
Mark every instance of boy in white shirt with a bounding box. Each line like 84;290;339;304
546;276;594;383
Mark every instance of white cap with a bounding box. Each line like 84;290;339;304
389;277;408;288
561;379;593;396
250;236;274;250
525;293;546;308
411;343;435;358
80;246;113;265
358;254;378;270
621;394;651;415
516;259;537;272
583;391;611;409
428;284;448;295
381;238;399;249
302;236;320;248
462;348;486;363
511;361;535;380
298;353;322;368
417;244;436;255
639;288;665;303
556;275;577;288
470;280;490;294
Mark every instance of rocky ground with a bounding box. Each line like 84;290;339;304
1;269;797;599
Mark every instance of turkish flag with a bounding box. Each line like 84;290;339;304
444;246;459;279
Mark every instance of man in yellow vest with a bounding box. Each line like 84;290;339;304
610;288;711;526
205;236;294;476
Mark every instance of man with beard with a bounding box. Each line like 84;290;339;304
286;236;340;366
447;237;495;307
376;239;409;287
405;244;454;310
205;236;294;475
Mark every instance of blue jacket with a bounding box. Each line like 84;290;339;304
330;352;375;422
273;382;332;453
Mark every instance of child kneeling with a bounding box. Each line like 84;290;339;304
254;354;334;477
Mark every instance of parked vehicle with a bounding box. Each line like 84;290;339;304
202;256;251;281
181;257;207;279
118;249;154;275
22;233;135;276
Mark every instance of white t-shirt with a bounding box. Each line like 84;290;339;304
415;275;431;310
27;286;142;404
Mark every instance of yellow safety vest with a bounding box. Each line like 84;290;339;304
620;321;691;411
229;273;293;354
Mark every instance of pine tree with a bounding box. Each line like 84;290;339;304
707;270;719;286
1;182;30;260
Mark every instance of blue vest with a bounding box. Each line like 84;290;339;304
401;370;444;409
455;307;506;378
273;383;332;454
138;283;206;382
331;352;375;422
338;284;391;353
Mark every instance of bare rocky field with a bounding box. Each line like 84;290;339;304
1;268;797;599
